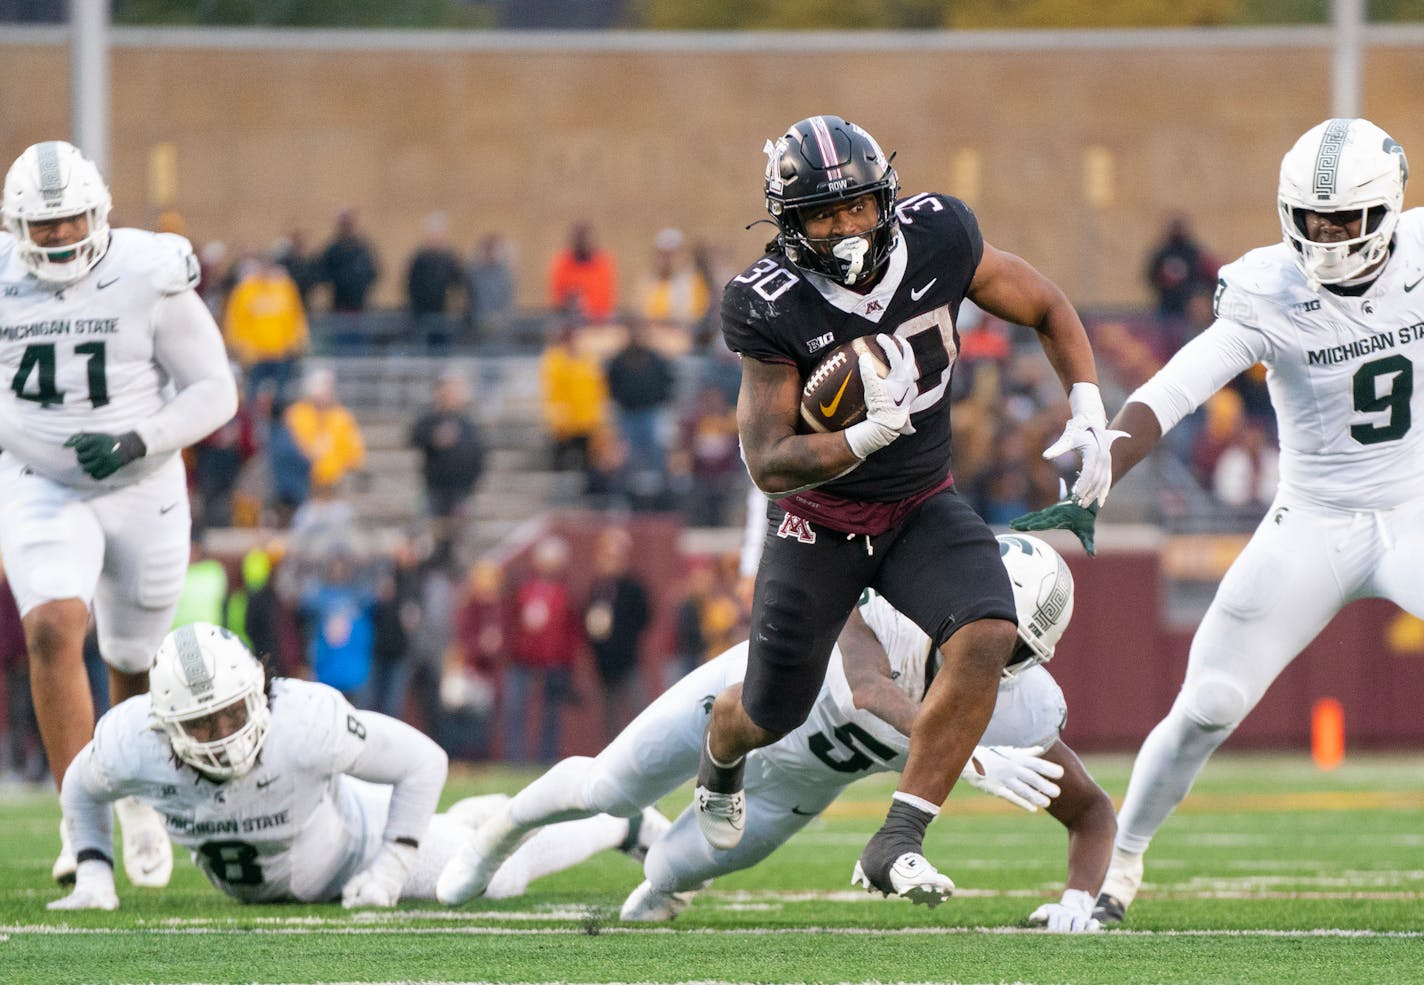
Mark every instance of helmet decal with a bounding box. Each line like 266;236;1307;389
35;142;66;205
1311;118;1351;200
173;624;216;698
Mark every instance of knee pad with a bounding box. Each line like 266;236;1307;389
1180;673;1249;731
99;634;157;675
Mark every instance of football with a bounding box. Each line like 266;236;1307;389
800;336;891;433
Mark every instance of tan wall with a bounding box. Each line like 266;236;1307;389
3;32;1424;311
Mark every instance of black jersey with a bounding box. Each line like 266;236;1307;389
722;193;983;505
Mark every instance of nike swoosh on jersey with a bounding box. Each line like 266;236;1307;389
819;372;853;417
910;278;937;301
97;277;119;290
1406;275;1424;292
790;805;819;816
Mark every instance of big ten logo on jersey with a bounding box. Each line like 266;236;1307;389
734;257;800;303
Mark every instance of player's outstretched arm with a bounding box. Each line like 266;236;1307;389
1010;401;1163;556
1024;740;1116;932
838;605;918;736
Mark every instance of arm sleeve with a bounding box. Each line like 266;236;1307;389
59;743;121;859
1126;317;1271;435
136;290;239;455
343;710;448;845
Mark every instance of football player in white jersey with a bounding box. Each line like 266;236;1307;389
1012;118;1424;925
48;623;668;910
0;141;238;890
438;534;1116;933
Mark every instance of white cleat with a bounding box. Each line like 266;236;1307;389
436;808;530;905
693;785;745;850
619;879;699;922
116;796;172;888
851;852;955;909
51;819;77;886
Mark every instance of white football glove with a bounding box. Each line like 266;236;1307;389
47;858;119;911
341;841;418;909
845;334;919;459
1028;888;1102;933
1042;382;1129;509
959;744;1064;812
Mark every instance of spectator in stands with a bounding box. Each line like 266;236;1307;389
505;535;581;764
603;315;678;510
539;321;609;481
467;232;516;344
582;528;651;742
285;366;367;495
1212;418;1279;515
266;393;313;527
273;227;322;310
223;251;309;403
670;383;743;527
197;240;232;317
689;239;731;351
635;227;708;337
408;369;486;537
318;208;380;314
192;376;258;529
548;221;616;324
404;534;461;745
225;543;284;662
406;211;465;352
299;550;376;704
444;560;508;761
1144;211;1218;319
0;561;45;785
364;533;423;722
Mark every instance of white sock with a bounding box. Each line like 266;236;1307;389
485;814;628;899
1115;705;1230;855
507;757;597;827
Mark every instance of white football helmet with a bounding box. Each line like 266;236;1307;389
2;140;112;284
149;623;270;780
997;534;1075;679
1278;118;1408;286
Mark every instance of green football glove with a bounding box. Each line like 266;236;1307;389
1009;498;1100;557
64;431;147;480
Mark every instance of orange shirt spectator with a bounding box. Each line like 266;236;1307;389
549;221;617;323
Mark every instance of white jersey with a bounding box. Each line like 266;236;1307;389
0;228;236;490
759;593;1064;784
1130;208;1424;511
61;679;445;903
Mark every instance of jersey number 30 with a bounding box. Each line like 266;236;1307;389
9;341;109;408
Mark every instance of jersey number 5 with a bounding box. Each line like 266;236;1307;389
10;341;110;408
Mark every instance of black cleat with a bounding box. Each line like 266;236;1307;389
1092;892;1127;926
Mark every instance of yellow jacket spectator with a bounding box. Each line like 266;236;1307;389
224;255;309;400
539;325;608;472
285;367;366;490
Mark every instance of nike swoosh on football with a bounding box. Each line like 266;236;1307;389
819;372;853;417
1406;275;1424;292
910;278;937;301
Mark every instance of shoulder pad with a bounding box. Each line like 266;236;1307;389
152;232;201;295
1213;245;1297;324
90;696;162;776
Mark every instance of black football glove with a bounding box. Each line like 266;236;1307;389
64;431;147;480
1010;498;1100;557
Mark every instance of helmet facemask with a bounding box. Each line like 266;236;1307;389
2;141;112;285
765;116;900;287
1277;118;1408;287
997;534;1075;679
149;623;270;781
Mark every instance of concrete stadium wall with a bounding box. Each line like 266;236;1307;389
3;27;1424;312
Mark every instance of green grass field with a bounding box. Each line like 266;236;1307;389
3;752;1423;985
